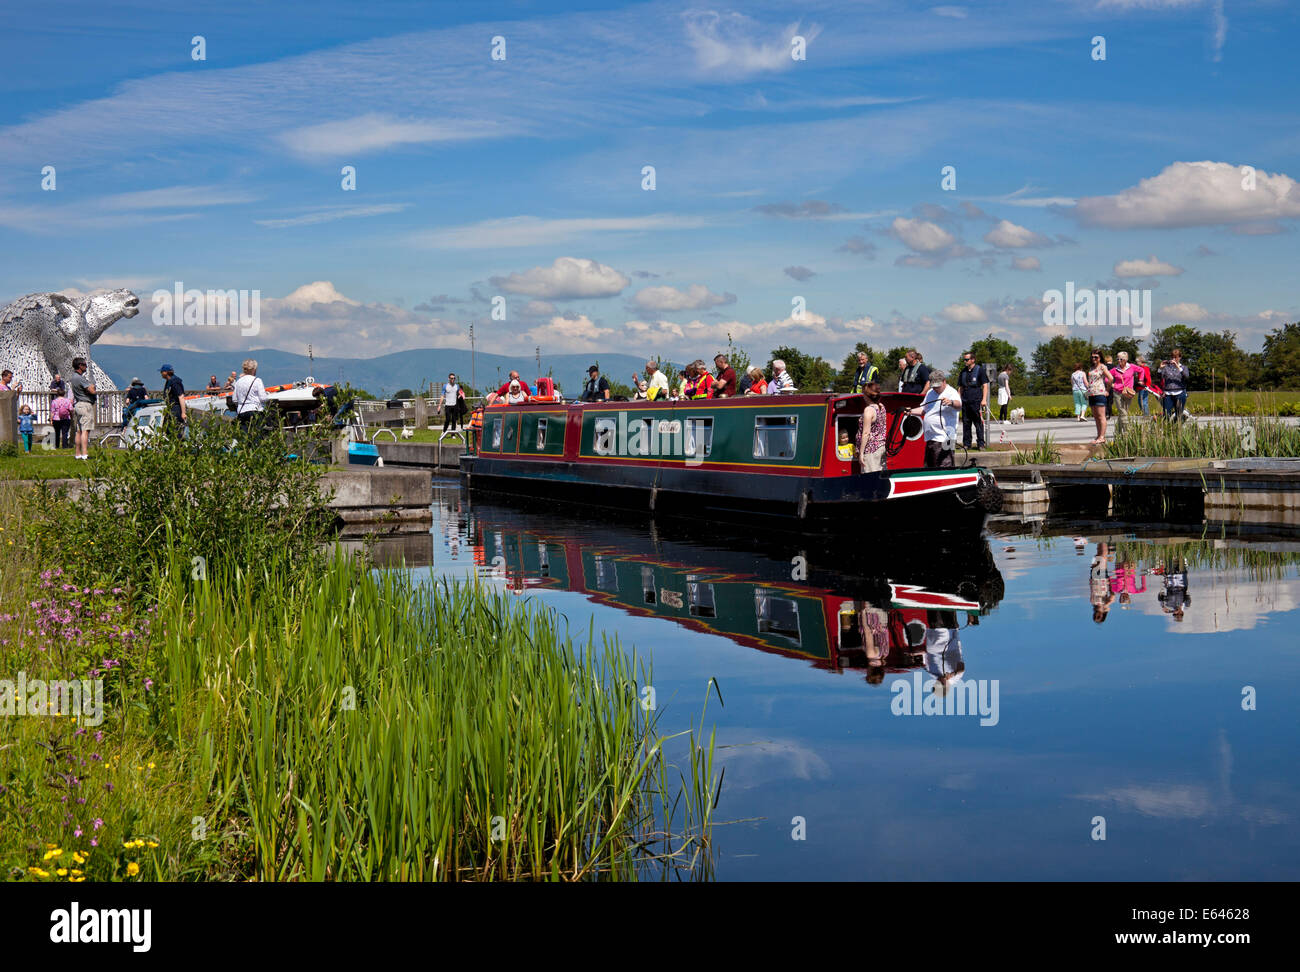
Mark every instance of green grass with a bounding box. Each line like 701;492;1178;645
1011;433;1062;465
0;447;127;480
1013;390;1300;419
1;421;718;882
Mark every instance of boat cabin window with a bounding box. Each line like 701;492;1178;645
755;588;801;644
594;555;618;592
684;417;713;459
836;416;858;461
490;417;503;451
641;566;656;605
687;576;716;618
754;415;798;459
536;417;548;451
593;417;617;455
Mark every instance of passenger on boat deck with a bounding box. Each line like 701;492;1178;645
741;366;767;396
205;375;222;394
486;371;531;406
504;379;529;405
674;362;695;399
897;358;907;392
690;360;714;399
224;371;237;392
640;361;670;401
910;368;959;469
633;380;649;400
712;354;737;397
858;381;887;474
580;365;611;402
766;359;795;394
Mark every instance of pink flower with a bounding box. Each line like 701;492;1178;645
74;828;83;837
93;818;103;830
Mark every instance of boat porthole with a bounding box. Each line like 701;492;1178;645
902;414;923;441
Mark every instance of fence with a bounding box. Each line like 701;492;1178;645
18;390;137;427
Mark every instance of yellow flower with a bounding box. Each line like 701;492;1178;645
70;869;83;876
43;848;63;861
29;867;50;878
45;842;58;849
72;852;86;864
126;862;139;877
69;875;85;883
146;841;159;849
56;868;67;876
147;762;156;769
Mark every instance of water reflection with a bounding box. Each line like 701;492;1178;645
420;485;1005;686
349;483;1300;878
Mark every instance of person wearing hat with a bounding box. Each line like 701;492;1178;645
122;376;150;427
580;365;610;402
159;364;187;435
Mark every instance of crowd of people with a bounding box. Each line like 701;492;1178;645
1069;347;1190;444
1088;541;1190;624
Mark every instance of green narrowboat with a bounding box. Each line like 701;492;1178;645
459;391;1002;531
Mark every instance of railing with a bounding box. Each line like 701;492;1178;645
18;390;138;427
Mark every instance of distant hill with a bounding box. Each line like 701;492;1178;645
91;345;669;398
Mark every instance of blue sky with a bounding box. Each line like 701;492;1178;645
2;0;1297;369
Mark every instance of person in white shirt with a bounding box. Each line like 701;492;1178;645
442;373;465;431
909;368;961;468
231;358;269;433
766;359;795;394
642;361;670;401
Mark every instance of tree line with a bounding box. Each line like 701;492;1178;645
746;321;1300;397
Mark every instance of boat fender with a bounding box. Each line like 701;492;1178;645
797;490;810;519
649;485;658;511
977;473;1003;513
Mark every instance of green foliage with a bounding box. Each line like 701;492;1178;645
23;416;334;592
1105;414;1300;459
393;388;415;399
1012;433;1062;465
1029;336;1094;394
768;345;836;392
833;342;888;392
724;332;750;380
951;334;1028;394
1147;325;1261;391
0;442;19;459
1261;322;1300;388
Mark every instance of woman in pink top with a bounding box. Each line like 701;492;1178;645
1109;351;1137;434
50;393;74;449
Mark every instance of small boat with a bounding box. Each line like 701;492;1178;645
459;390;1002;531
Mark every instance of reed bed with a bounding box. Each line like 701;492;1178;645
3;422;716;881
155;554;715;881
1104;414;1300;460
1012;432;1062;465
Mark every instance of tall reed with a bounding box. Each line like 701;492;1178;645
1105;414;1300;460
154;549;716;881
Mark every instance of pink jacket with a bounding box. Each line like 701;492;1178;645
1110;364;1136;394
51;396;73;420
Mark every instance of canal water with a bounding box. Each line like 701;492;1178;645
392;479;1300;880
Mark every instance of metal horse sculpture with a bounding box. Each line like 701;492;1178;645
0;289;140;391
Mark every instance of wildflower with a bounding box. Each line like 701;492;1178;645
93;818;103;830
147;762;156;769
69;875;85;883
72;852;86;864
43;848;63;861
90;838;98;847
74;828;83;838
56;868;68;876
29;867;50;878
146;841;158;849
126;862;139;877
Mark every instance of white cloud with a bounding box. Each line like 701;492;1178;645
274;281;361;310
99;185;260;210
412;214;709;249
631;283;735;312
491;257;630;299
278;113;501;157
940;302;988;323
1073;161;1300;229
682;10;822;78
1010;256;1041;271
984;219;1048;248
1158;301;1209;321
891;217;956;253
524;314;614;352
254;204;410;228
1115;255;1184;277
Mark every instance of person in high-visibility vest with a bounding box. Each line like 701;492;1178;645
469;406;484;451
851;350;879;394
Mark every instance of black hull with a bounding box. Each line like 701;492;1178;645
459;455;991;534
